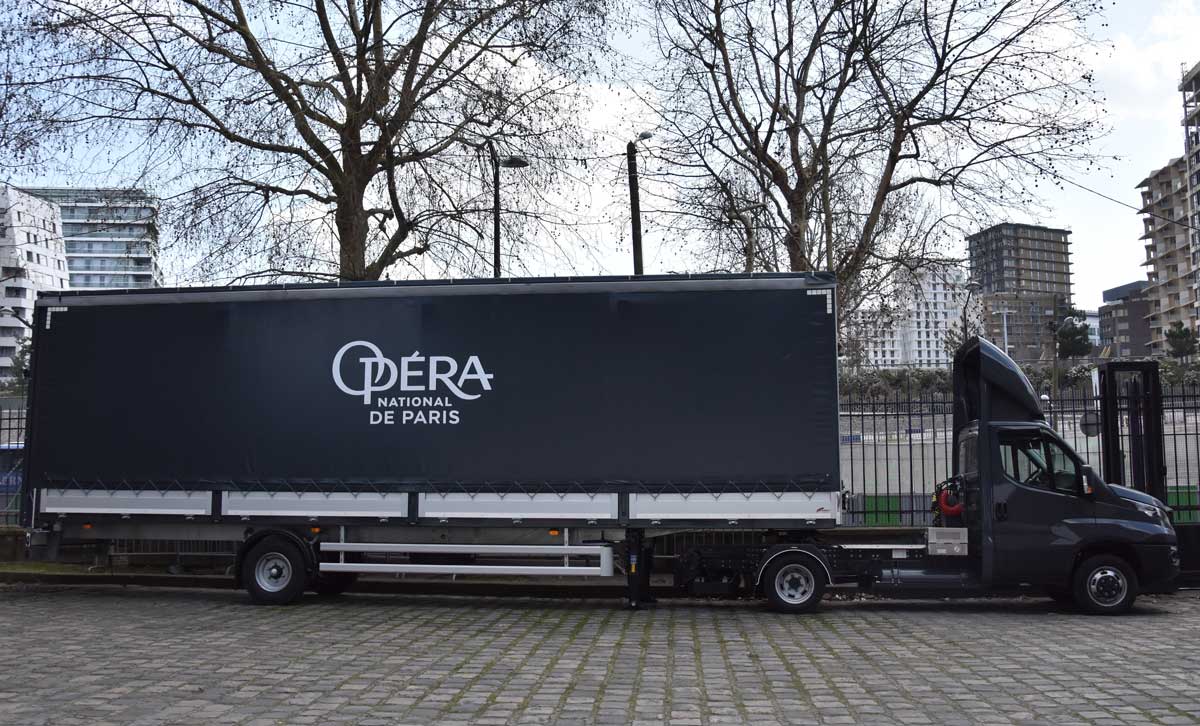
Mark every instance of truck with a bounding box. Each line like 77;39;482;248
19;273;1180;614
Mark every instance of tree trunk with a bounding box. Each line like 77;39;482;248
738;211;755;273
784;208;810;272
336;184;370;280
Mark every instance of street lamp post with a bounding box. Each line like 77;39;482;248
626;131;653;275
959;278;980;342
486;139;530;279
991;308;1013;354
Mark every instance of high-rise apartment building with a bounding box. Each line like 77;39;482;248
1183;61;1200;313
0;186;70;377
967;222;1073;362
1098;281;1152;358
25;188;162;289
1136;158;1193;353
850;266;978;369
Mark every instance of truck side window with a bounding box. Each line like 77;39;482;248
1042;439;1080;493
998;432;1080;494
957;430;978;476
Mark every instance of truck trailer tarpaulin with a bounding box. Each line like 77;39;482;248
24;273;841;528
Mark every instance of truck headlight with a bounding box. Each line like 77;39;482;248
1135;502;1171;529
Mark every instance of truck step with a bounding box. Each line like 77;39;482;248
319;542;614;578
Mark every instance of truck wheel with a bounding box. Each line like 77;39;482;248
311;572;358;597
764;554;826;613
243;537;308;605
1072;555;1139;615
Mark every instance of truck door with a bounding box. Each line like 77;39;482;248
991;428;1093;586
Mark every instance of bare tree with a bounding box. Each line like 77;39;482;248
644;0;1104;315
0;0;612;281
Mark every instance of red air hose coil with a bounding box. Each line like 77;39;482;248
938;490;964;517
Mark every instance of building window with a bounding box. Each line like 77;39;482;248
3;287;25;299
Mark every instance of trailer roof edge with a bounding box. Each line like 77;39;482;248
37;272;837;308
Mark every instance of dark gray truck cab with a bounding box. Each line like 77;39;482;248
948;337;1179;612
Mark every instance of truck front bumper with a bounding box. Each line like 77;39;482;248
1136;544;1180;594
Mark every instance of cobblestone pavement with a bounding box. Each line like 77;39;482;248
0;586;1197;726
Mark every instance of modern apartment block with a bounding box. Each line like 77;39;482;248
1136;158;1194;353
1084;310;1100;347
25;188;162;289
851;266;979;369
967;222;1073;362
1183;61;1200;310
1098;281;1152;358
0;186;70;377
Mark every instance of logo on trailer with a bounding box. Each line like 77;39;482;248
332;341;397;403
332;340;494;425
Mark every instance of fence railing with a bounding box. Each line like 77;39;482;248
0;381;25;531
838;385;1200;526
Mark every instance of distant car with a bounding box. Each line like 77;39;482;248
0;442;23;495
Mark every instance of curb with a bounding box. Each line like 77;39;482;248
0;570;676;599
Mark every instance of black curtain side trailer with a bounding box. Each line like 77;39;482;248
23;273;846;606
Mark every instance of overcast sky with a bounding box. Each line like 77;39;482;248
996;0;1200;311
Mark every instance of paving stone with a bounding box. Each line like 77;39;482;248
0;586;1195;724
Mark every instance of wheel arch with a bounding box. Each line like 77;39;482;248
234;528;318;589
1072;541;1142;581
754;544;833;592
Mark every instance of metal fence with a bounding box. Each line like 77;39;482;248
0;382;26;531
839;384;1200;526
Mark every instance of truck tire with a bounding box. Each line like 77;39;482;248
763;554;826;613
311;572;358;597
1072;554;1139;615
243;537;308;605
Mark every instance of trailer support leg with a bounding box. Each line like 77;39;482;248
625;529;653;609
45;531;61;562
640;539;656;604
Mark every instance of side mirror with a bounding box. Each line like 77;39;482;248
1080;465;1099;495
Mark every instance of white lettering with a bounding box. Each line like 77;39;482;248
333;341;493;404
452;356;493;400
399;350;426;391
429;356;458;393
333;341;397;404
